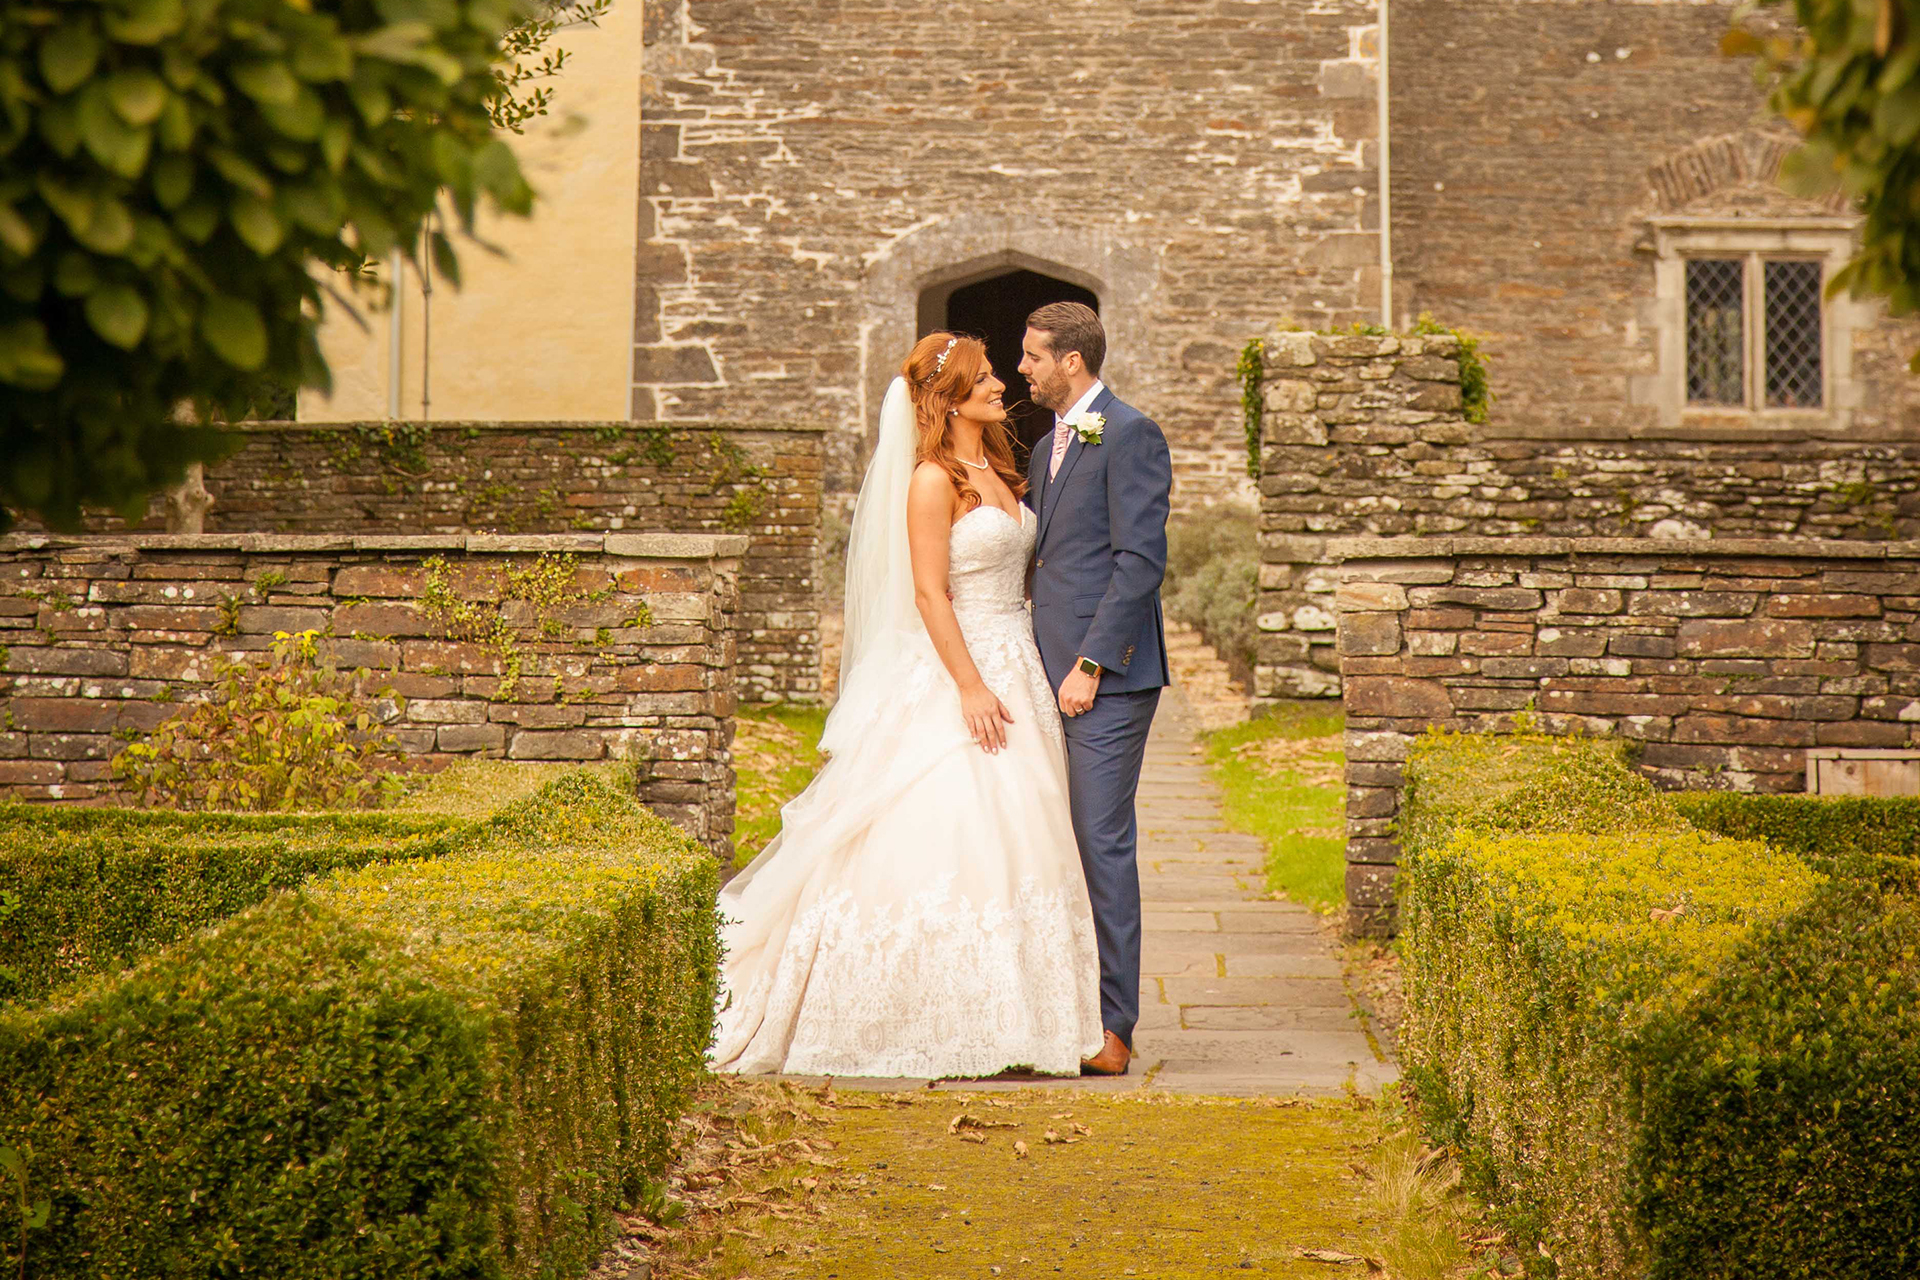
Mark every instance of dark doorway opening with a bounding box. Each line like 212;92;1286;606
931;270;1100;460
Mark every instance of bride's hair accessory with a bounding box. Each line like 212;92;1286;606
899;333;1026;514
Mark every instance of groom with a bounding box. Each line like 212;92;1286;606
1020;302;1173;1077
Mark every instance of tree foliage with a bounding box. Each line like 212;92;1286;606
0;0;536;530
1729;1;1920;367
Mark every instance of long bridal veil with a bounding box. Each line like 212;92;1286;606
822;376;922;758
721;377;969;890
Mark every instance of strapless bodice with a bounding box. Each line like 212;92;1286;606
948;503;1033;619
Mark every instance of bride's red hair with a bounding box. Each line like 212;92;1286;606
902;332;1026;513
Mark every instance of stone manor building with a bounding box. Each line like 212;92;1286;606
635;0;1920;509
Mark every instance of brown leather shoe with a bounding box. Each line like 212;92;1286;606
1080;1030;1131;1076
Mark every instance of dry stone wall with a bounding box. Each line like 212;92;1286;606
73;422;823;705
1333;536;1920;933
0;533;743;854
1254;332;1920;705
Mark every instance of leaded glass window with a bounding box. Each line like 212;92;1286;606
1683;254;1826;411
1765;259;1823;408
1686;259;1745;405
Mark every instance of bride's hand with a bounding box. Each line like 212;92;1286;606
961;683;1013;753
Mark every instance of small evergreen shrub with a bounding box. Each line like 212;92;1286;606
0;812;465;1003
1164;503;1257;683
1401;732;1920;1279
1674;791;1920;882
0;771;721;1280
111;628;408;810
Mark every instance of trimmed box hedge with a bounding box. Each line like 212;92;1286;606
0;816;469;1003
1;771;721;1280
1400;733;1920;1280
1674;790;1920;882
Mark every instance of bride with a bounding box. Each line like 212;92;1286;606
711;332;1105;1078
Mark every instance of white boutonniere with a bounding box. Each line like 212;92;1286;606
1066;411;1106;445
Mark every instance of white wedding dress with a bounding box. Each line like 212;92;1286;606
711;386;1104;1078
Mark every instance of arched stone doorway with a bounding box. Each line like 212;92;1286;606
859;219;1154;479
925;269;1100;457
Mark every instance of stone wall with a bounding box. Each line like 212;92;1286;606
1254;331;1920;705
0;533;744;854
641;0;1384;502
1333;536;1920;932
77;422;823;705
1389;0;1920;441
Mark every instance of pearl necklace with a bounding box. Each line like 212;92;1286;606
958;455;990;470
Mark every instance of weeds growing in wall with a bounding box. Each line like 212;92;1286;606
1412;314;1492;425
419;553;619;700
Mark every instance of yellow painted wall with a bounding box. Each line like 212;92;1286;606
300;2;639;422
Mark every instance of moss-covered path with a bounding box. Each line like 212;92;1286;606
784;1089;1380;1277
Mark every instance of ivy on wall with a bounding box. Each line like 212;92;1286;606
1412;313;1493;426
1236;338;1265;480
418;552;632;700
1237;318;1495;471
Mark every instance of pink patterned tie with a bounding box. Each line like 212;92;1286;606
1048;419;1072;480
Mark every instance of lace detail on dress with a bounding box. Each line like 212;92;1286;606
718;873;1101;1077
942;505;1064;754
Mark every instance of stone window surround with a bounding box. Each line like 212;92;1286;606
1638;215;1865;436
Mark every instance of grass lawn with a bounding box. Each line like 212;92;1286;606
731;703;829;871
1205;700;1348;913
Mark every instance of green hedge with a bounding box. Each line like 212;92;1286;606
1;772;721;1280
1674;791;1920;878
1401;733;1920;1279
0;818;468;1003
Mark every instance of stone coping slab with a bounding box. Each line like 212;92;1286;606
1328;535;1920;561
0;532;751;559
272;418;830;434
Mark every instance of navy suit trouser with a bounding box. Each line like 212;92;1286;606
1061;685;1160;1049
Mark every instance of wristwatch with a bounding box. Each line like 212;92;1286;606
1076;656;1101;677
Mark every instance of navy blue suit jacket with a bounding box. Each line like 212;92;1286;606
1025;386;1173;696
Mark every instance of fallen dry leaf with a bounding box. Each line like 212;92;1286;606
1297;1247;1364;1264
949;1113;1019;1135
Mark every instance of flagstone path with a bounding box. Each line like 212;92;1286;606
777;685;1396;1098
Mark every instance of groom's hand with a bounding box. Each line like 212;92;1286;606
1058;661;1100;717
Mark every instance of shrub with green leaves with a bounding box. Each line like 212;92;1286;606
111;627;408;810
1401;732;1919;1279
0;770;722;1280
1164;503;1257;682
0;0;535;528
0;810;466;1003
1674;790;1920;875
